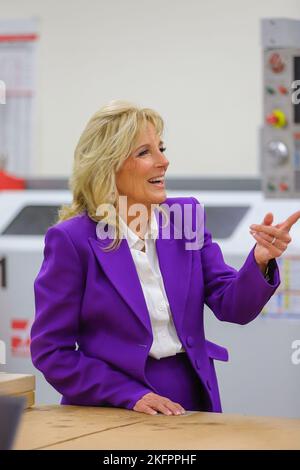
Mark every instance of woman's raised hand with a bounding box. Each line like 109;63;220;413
249;211;300;266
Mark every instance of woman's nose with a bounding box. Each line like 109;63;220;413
155;150;169;167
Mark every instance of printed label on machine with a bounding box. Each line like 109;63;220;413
10;319;31;357
262;255;300;317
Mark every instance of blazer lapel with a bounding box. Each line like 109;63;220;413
88;208;192;337
89;234;153;336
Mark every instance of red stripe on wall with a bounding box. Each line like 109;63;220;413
11;319;28;330
0;34;38;42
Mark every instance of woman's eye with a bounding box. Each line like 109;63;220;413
138;147;166;157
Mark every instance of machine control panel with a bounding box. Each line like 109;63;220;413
261;19;300;198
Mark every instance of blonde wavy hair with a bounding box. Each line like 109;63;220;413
57;99;169;251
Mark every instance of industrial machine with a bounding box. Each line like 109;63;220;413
0;190;70;404
261;18;300;198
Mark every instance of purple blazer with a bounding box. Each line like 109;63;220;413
31;196;280;412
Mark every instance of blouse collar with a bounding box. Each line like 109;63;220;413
118;208;159;251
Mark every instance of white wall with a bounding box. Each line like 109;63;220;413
1;0;300;177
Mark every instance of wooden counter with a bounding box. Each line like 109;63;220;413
13;405;300;450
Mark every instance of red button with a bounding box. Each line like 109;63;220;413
279;182;289;191
278;85;288;95
268;53;285;73
266;113;278;125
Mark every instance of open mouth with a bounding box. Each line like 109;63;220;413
147;177;165;188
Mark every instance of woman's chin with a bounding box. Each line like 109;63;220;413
154;197;167;207
148;190;166;203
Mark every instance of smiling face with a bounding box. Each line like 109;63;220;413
115;121;169;220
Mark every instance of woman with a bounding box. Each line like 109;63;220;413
31;100;299;416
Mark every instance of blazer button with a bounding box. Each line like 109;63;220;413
206;380;212;391
195;359;201;369
186;336;194;347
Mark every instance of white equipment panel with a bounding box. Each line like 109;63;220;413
0;190;71;404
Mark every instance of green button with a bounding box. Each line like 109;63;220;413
266;86;275;95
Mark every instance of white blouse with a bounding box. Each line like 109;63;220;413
118;210;185;360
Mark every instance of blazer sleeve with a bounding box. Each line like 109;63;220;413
30;225;152;409
191;197;281;325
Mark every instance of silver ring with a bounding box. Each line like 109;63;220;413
271;236;276;245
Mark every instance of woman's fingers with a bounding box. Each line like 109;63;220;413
139;404;158;415
133;393;185;416
250;212;297;263
150;397;185;415
157;398;185;416
135;404;160;416
250;231;283;256
250;224;291;242
133;401;157;415
155;402;175;415
250;230;288;250
172;402;186;415
280;210;300;231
